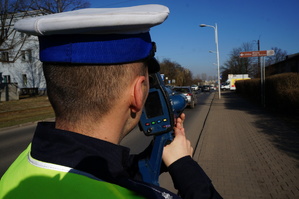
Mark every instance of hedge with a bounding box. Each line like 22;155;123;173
235;72;299;114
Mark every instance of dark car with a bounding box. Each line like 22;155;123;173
202;85;210;92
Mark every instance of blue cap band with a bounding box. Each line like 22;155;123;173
39;32;154;64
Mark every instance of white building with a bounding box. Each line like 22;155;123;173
0;11;46;99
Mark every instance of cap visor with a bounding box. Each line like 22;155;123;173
148;58;160;73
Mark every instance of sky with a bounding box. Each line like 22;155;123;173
88;0;299;78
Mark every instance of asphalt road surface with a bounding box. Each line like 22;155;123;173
0;91;214;193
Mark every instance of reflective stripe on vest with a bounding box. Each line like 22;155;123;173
0;145;145;199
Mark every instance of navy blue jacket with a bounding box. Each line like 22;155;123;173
31;122;222;199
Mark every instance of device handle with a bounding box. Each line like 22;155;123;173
138;132;173;185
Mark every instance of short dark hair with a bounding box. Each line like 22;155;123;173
43;62;147;124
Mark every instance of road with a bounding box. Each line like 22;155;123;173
0;90;214;191
0;125;36;176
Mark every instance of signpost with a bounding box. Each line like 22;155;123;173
239;50;275;107
239;50;275;58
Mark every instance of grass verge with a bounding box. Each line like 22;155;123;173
0;96;54;129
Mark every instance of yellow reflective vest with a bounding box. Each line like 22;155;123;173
0;145;145;199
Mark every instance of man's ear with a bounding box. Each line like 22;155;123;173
130;76;147;113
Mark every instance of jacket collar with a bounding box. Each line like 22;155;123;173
31;122;140;183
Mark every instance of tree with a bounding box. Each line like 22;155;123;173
221;42;258;79
22;0;91;14
192;74;203;85
1;0;90;92
1;0;29;62
176;67;193;86
159;58;193;86
200;73;207;82
265;47;287;66
160;58;177;84
1;0;90;61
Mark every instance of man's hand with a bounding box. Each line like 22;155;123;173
162;113;193;167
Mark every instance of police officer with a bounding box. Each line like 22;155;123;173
0;5;222;199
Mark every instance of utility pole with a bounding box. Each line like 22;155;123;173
257;40;260;76
199;23;221;99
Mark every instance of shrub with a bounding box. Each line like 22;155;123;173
236;73;299;114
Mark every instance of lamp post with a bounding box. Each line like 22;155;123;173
199;23;221;99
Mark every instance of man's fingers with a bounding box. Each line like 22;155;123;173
175;113;185;129
173;126;185;136
180;113;186;122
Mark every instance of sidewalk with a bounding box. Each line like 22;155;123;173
194;91;299;199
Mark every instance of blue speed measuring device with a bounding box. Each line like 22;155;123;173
138;72;187;186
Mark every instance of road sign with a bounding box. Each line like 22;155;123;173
240;50;275;58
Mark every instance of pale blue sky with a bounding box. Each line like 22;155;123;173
88;0;299;78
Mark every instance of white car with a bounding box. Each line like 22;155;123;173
172;86;197;109
191;85;199;91
221;83;230;90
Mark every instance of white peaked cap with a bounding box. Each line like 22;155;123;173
14;4;170;35
14;4;169;71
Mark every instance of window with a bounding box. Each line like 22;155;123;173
28;50;32;62
22;74;27;87
21;50;32;62
1;52;9;62
21;50;26;61
3;75;11;83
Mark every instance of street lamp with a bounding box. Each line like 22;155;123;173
199;23;221;99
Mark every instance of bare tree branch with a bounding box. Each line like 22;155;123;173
266;47;288;66
1;0;90;62
29;0;90;13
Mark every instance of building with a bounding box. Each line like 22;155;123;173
0;10;46;101
266;53;299;76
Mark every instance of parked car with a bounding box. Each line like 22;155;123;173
191;84;199;91
165;86;188;107
197;85;202;92
202;85;210;92
221;82;230;90
172;86;197;108
210;85;216;91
